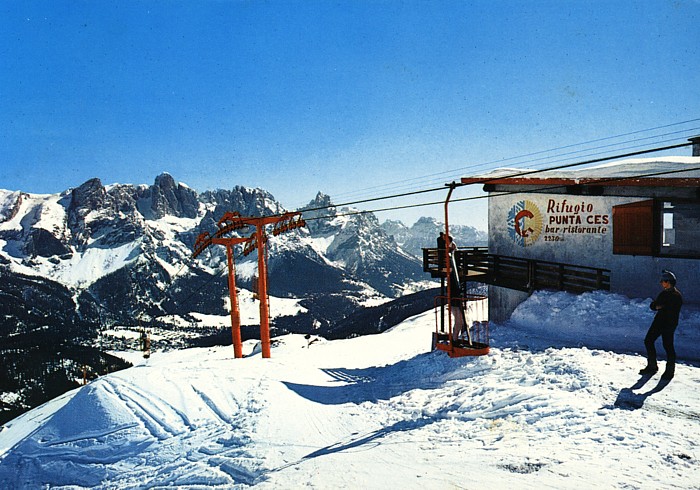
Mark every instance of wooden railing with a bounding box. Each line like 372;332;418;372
423;247;610;294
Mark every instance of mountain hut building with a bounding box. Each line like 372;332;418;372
425;137;700;323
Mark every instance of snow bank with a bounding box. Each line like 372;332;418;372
504;290;700;361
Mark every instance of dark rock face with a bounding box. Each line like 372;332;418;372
147;173;199;219
25;228;71;257
0;192;27;223
69;178;107;213
67;178;108;248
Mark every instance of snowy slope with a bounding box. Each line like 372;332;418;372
1;291;699;489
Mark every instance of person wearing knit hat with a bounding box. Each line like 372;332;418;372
639;270;683;379
661;270;677;285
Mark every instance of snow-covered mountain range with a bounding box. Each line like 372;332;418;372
0;174;484;423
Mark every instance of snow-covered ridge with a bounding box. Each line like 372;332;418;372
0;191;57;231
0;175;426;297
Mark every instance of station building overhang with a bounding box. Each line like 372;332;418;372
460;157;700;200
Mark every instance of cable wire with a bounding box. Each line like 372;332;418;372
304;140;699;221
329;119;700;202
300;140;694;218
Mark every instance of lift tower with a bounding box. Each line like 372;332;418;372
192;211;306;358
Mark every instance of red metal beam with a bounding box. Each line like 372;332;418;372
210;236;251;359
194;211;305;359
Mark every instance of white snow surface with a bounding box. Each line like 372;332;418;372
193;288;308;326
1;290;700;489
51;242;141;288
473;156;700;181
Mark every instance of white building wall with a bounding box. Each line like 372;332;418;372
487;193;700;320
488;285;529;324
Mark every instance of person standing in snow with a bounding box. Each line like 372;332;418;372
639;270;683;379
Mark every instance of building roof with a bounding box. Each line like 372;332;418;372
460;157;700;190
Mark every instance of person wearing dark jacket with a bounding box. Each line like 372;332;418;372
437;232;446;251
437;232;446;269
639;270;683;379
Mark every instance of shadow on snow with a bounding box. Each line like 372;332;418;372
281;351;474;406
612;374;672;410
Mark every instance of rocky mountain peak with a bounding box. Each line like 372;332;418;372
148;173;199;219
154;172;176;188
199;186;285;227
309;192;333;209
414;216;439;226
69;178;106;212
66;178;108;247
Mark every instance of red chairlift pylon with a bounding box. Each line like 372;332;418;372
192;211;306;359
193;213;251;359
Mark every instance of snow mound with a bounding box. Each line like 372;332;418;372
506;290;700;360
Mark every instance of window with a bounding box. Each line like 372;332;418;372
660;201;700;257
613;199;700;258
663;203;675;247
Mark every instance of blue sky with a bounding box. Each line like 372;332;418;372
1;0;699;230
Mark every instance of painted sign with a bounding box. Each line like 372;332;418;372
507;200;543;247
508;197;610;246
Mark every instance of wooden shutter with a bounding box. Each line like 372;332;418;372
612;200;655;255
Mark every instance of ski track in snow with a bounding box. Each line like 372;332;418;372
1;308;700;489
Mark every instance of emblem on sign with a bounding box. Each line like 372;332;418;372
507;200;543;246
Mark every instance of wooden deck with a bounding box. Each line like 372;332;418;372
423;247;610;294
